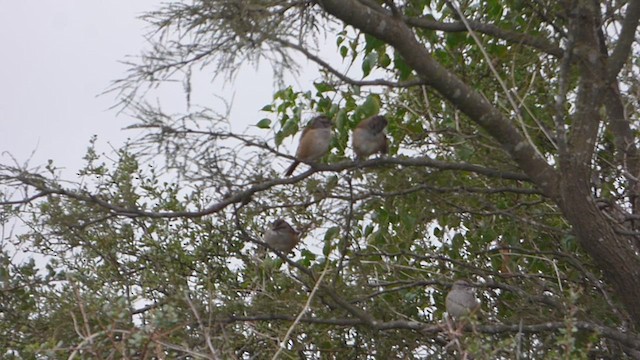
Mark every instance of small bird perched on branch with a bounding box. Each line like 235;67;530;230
263;219;300;253
352;115;388;159
445;280;481;319
284;115;333;176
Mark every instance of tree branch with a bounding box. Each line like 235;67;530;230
607;0;640;80
404;16;563;57
0;190;53;205
214;314;640;350
565;1;606;165
278;39;425;88
1;156;530;218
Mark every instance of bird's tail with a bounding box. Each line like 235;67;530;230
284;160;300;177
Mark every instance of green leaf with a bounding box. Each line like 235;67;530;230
458;144;474;161
362;52;378;77
354;94;380;120
451;233;466;254
364;34;385;51
340;45;348;59
433;227;442;236
446;32;468;48
394;52;412;80
314;82;334;93
378;51;391;68
255;118;271;129
275;117;299;146
300;249;316;267
486;0;504;19
324;226;340;242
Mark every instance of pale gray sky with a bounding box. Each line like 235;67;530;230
0;2;322;174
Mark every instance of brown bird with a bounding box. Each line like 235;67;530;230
445;280;481;319
284;115;333;176
263;219;300;253
352;115;388;159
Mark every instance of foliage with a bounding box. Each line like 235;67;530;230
3;0;640;359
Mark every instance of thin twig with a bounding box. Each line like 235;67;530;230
271;259;332;359
446;0;554;155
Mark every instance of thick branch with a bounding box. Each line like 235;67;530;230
599;3;640;219
565;2;606;165
607;0;640;80
604;86;640;204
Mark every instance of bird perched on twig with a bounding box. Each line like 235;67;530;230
262;219;300;253
352;115;388;159
445;280;481;319
284;115;333;176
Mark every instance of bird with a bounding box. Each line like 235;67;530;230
352;115;388;159
284;115;333;176
445;280;481;319
262;219;300;253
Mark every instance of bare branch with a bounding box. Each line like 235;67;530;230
278;39;425;88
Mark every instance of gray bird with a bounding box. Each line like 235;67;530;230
284;115;333;176
263;219;300;253
352;115;388;159
445;280;480;318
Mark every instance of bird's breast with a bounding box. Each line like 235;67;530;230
353;128;385;155
297;128;332;160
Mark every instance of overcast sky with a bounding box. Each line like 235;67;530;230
0;2;321;176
